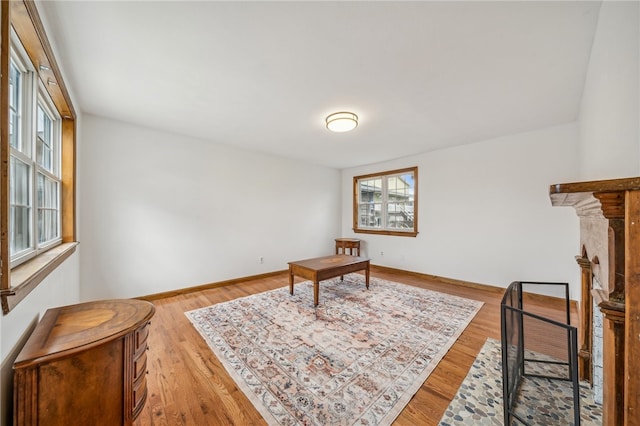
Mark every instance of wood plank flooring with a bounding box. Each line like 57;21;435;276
134;267;571;426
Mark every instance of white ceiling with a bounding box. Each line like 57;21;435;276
37;1;601;169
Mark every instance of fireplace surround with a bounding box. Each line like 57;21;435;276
550;176;640;426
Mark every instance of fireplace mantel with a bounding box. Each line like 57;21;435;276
551;176;640;196
550;177;639;221
550;176;640;426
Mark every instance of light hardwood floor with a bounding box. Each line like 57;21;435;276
134;267;572;426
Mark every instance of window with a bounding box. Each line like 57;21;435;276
353;167;418;237
1;0;77;314
8;37;62;267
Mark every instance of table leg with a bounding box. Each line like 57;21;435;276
365;265;370;289
314;280;319;307
289;267;294;295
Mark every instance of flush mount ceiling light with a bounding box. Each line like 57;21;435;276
326;112;358;132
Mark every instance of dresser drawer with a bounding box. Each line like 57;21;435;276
134;323;150;355
134;350;147;380
132;374;148;418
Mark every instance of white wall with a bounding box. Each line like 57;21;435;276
342;123;582;299
579;0;639;179
79;114;341;300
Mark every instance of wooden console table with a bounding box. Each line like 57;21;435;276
13;299;155;426
288;254;370;306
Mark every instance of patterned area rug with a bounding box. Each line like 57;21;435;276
186;275;483;426
438;338;602;425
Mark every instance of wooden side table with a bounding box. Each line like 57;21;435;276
335;238;361;256
13;299;155;426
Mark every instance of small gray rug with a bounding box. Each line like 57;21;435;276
438;338;602;425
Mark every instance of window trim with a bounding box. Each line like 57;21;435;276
1;0;77;315
352;166;418;237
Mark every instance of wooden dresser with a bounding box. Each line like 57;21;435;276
13;299;155;426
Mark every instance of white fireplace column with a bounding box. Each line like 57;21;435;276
592;299;604;405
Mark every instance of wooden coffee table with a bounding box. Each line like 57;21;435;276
288;254;370;306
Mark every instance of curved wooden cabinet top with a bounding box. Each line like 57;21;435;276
14;299;155;369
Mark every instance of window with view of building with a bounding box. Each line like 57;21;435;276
8;34;62;267
353;167;418;237
1;0;77;315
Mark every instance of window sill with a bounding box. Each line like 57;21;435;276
354;229;418;237
1;242;78;315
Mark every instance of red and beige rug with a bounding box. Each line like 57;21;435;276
186;275;483;425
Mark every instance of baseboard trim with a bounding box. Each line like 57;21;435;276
371;264;505;294
138;264;574;309
138;269;288;301
372;265;579;308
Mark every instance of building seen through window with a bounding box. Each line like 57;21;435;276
353;167;417;237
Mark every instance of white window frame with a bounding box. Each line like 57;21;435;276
35;88;62;250
9;31;62;267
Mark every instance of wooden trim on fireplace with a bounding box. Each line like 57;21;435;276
576;252;593;384
550;176;640;426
